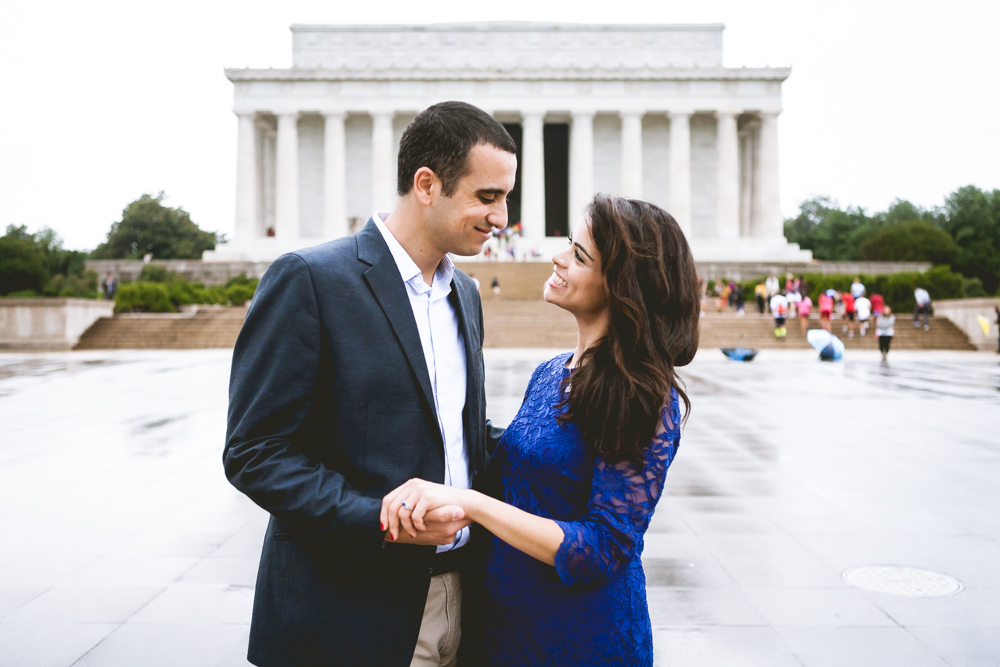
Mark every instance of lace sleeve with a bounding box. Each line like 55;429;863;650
553;393;681;586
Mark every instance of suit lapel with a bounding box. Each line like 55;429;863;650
357;221;438;433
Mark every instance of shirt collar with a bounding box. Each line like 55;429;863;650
372;212;455;294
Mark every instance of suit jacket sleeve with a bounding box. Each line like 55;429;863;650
223;253;382;546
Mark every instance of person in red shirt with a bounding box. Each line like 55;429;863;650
818;292;834;333
841;291;856;338
870;293;884;318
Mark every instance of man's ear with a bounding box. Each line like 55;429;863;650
412;167;439;206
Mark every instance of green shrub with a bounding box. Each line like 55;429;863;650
225;273;259;290
111;275;257;311
166;279;208;307
3;289;39;298
138;263;181;283
114;282;174;313
962;277;988;298
225;284;255;306
43;269;99;298
802;266;964;312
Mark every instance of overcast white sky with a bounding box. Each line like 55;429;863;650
1;0;998;250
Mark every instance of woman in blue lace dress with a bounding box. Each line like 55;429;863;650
382;194;700;666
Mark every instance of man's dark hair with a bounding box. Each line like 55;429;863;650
397;101;517;197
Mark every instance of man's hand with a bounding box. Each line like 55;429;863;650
383;505;470;545
382;479;476;540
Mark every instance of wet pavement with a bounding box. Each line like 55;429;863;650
0;348;998;666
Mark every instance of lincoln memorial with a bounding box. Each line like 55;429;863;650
205;22;812;263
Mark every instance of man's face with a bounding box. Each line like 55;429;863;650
425;144;516;257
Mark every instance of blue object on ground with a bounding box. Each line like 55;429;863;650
721;347;758;361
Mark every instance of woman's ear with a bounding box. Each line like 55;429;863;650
412;167;439;206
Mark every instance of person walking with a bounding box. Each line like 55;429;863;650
765;273;779;303
224;102;517;667
770;291;789;338
841;290;856;338
870;292;884;318
876;305;896;361
818;290;834;333
914;286;931;330
850;277;865;300
995;305;1000;353
734;283;746;317
491;276;501;296
754;281;767;314
798;293;813;334
381;194;699;667
102;272;118;301
855;292;872;337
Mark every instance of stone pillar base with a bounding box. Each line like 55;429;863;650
688;238;813;263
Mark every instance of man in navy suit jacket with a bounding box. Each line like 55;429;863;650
224;102;517;666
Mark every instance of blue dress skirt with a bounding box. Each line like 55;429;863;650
484;353;681;666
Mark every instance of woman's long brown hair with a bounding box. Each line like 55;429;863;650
557;194;700;464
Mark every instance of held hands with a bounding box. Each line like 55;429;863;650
381;479;477;543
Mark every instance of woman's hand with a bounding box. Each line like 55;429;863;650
381;479;478;541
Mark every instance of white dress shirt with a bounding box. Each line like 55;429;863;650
374;213;470;552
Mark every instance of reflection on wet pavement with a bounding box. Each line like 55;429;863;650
0;348;998;666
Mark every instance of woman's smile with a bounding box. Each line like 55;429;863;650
548;271;569;289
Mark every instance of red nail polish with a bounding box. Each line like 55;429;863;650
380;522;385;531
390;534;395;541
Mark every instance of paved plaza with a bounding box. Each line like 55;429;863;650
0;348;998;666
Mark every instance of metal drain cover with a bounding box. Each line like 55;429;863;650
843;565;963;597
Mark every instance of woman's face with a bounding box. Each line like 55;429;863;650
544;219;607;319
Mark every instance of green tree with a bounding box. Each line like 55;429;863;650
783;197;883;260
0;225;49;295
90;193;220;260
858;220;959;265
938;186;1000;294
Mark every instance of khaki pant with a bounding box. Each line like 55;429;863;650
410;571;462;667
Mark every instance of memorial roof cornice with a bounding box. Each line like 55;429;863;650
289;22;726;33
225;67;791;83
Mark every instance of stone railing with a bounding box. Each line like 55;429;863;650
86;260;270;287
933;298;1000;351
0;298;114;351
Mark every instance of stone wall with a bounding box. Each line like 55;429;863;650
86;258;934;291
86;260;271;286
0;298;114;350
933;298;1000;351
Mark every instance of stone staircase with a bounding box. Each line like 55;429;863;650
74;307;248;350
454;261;555;302
482;302;974;350
72;284;974;352
696;312;975;351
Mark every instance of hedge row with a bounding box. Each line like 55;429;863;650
114;275;258;313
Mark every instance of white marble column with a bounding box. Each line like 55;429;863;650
716;111;741;241
234;112;257;241
371;112;395;214
323;112;347;239
756;112;782;239
275;112;300;240
569;112;595;227
520;112;546;241
620;112;643;198
669;111;693;238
